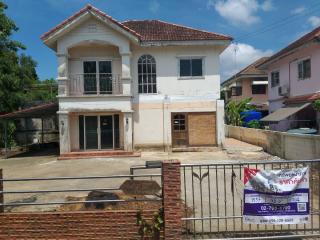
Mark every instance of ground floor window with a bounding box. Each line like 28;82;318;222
78;114;120;150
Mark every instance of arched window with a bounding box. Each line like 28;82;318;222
138;55;157;94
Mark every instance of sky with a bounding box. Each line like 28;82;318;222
5;0;320;81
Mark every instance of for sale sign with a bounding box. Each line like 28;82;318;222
243;167;309;224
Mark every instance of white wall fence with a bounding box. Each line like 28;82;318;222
225;125;320;160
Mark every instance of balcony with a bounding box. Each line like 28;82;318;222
68;74;122;96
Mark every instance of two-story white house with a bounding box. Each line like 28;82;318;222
41;5;232;157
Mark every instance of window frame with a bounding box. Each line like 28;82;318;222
271;71;280;88
297;58;311;80
177;56;205;79
231;86;242;96
137;54;157;94
252;84;267;95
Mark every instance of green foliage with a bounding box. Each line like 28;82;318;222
0;121;16;148
225;98;254;126
136;208;164;239
313;100;320;112
0;1;48;113
247;119;260;129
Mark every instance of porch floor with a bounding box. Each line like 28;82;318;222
58;150;140;160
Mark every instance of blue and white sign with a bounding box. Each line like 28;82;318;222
243;167;309;224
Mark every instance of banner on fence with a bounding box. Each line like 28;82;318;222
243;167;309;224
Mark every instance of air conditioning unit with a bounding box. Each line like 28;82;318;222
278;85;289;96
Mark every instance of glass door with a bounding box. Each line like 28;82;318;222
100;116;113;149
99;61;112;94
85;116;98;149
83;61;97;94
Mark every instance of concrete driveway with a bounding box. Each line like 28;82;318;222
0;138;278;212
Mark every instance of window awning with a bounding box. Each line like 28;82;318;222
260;102;311;123
252;80;268;85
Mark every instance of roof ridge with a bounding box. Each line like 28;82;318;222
155;19;233;39
41;4;142;40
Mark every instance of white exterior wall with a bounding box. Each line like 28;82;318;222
52;15;227;152
131;46;223;148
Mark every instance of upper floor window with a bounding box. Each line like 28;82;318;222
138;55;157;94
231;86;242;96
271;71;279;88
298;58;311;80
179;58;203;78
252;85;267;94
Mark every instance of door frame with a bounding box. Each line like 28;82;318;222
80;113;117;151
171;112;189;148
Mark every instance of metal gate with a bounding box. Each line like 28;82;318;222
181;159;320;239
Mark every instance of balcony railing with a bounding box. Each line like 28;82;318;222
68;74;122;96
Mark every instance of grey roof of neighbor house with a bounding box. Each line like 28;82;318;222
258;25;320;68
221;57;269;88
260;102;311;122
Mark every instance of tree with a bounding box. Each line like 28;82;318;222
0;1;39;113
225;98;254;126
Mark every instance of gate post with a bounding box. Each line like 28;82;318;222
162;160;182;240
0;169;3;213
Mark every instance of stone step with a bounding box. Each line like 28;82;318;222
58;150;140;160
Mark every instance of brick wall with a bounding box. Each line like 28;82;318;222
0;210;157;240
0;161;183;239
162;160;182;240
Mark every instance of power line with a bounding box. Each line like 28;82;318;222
235;2;320;42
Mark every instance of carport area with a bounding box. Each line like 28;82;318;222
0;102;59;158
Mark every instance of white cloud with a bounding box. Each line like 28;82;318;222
308;16;320;28
220;43;273;81
209;0;274;26
260;0;274;11
291;6;306;15
149;0;160;13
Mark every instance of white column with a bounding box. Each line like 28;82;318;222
58;111;70;154
123;112;133;151
56;53;69;96
216;100;225;146
120;53;132;95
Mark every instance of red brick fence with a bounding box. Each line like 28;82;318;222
0;160;182;240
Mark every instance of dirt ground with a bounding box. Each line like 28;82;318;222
0;138;280;212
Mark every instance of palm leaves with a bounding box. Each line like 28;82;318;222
225;98;254;126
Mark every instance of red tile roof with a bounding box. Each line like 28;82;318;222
41;4;141;40
222;57;269;87
284;92;320;104
122;20;232;42
41;4;232;43
258;26;320;67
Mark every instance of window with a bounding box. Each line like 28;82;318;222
252;85;267;94
83;61;112;94
173;114;186;131
179;58;203;77
231;86;242;96
298;59;311;80
138;55;157;94
271;71;279;88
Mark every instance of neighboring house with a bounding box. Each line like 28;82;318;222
41;4;232;155
259;26;320;132
221;57;269;115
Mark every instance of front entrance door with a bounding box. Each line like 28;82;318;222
171;113;188;147
85;116;98;149
100;116;113;149
79;114;120;151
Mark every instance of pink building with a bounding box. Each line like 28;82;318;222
221;57;269;115
259;27;320;132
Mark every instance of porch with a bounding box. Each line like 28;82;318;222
59;111;134;155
